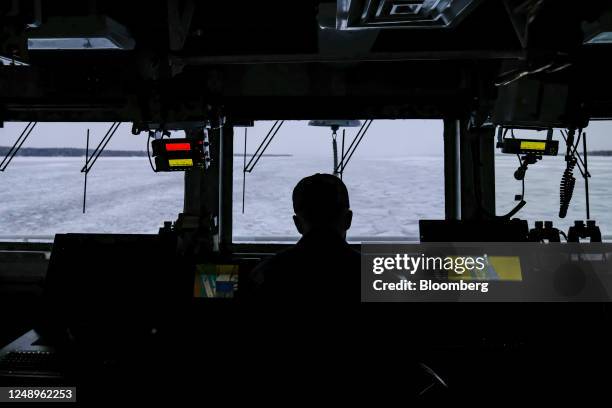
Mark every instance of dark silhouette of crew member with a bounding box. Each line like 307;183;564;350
246;173;360;300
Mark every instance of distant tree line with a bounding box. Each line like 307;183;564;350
588;150;612;156
0;146;293;157
0;147;147;157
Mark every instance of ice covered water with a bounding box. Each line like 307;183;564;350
0;155;610;241
495;154;612;239
233;156;445;240
0;157;183;237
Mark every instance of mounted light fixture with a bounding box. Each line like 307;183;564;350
337;0;482;30
585;31;612;44
583;10;612;44
27;16;135;50
308;120;363;178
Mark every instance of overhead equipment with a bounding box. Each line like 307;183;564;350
336;0;483;30
27;16;135;50
498;138;559;156
308;120;362;178
497;127;557;182
151;138;207;171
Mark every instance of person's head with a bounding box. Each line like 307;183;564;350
292;173;353;238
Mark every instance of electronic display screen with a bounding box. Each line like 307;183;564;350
500;138;558;155
447;256;523;281
519;141;546;151
152;138;206;171
193;264;240;298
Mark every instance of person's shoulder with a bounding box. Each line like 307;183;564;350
346;245;360;256
242;246;302;300
342;244;361;261
249;246;299;281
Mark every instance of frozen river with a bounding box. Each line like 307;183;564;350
0;155;610;241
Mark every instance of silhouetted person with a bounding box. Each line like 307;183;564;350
246;173;360;301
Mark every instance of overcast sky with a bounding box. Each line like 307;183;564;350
1;120;611;156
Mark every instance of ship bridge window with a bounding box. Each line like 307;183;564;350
233;120;445;243
0;122;183;241
495;121;612;241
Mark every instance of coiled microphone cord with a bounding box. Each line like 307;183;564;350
559;157;576;218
